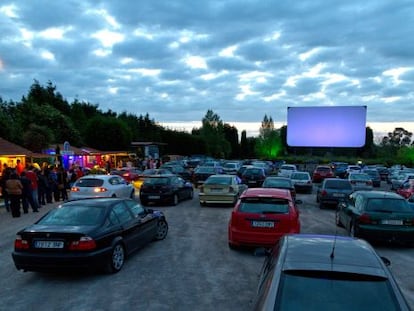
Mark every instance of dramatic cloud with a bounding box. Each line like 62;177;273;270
0;0;413;136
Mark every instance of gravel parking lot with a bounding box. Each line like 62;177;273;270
0;182;413;311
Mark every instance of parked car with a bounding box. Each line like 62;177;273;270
222;161;241;175
336;190;414;245
69;175;135;200
262;176;296;200
375;165;390;181
290;171;313;194
12;198;168;273
361;168;381;187
330;161;348;178
345;165;361;177
252;234;411;310
277;164;297;178
316;178;353;209
241;167;267;187
192;166;223;186
160;164;192;181
396;179;414;199
139;174;193;206
199;174;248;206
228;188;301;249
312;165;334;183
133;168;173;190
237;164;254;178
348;172;373;191
110;167;142;183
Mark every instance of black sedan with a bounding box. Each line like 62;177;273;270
12;198;168;273
336;190;414;245
139;174;194;206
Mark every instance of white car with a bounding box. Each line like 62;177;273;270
278;164;297;178
69;175;135;200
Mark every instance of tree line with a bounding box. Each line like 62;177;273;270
0;81;412;165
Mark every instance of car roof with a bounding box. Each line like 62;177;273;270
79;174;116;180
241;187;291;199
352;190;406;199
65;197;128;207
281;234;387;277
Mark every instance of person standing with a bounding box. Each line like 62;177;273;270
15;159;24;176
20;171;39;213
0;165;12;212
57;166;68;201
25;166;41;210
5;172;23;217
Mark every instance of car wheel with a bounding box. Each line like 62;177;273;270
335;212;343;227
154;220;168;241
228;242;238;250
350;222;359;238
105;243;125;273
172;194;179;206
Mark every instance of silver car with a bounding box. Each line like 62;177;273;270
69;175;135;199
348;172;373;191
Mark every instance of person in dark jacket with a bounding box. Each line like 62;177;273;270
20;171;39;213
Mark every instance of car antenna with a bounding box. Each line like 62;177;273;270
330;210;339;260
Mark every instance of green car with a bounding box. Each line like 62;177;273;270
336;190;414;245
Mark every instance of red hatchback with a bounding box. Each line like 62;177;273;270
228;188;301;249
312;165;334;183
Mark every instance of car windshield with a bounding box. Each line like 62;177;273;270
244;168;262;175
281;166;295;170
350;173;370;181
195;167;215;174
239;197;289;213
276;270;400;311
38;205;106;226
316;167;330;172
205;176;232;185
366;198;414;213
75;178;104;187
325;180;352;190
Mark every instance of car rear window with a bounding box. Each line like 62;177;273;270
276;270;400;311
263;180;291;188
76;178;104;187
316;167;331;172
38;205;106;226
205;176;232;185
366;198;414;213
291;173;309;180
239;197;289;213
325;180;352;190
144;177;170;185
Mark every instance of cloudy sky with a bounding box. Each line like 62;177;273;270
0;0;413;138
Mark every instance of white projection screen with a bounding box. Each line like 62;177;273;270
287;106;367;147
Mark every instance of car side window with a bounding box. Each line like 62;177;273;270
108;210;121;226
109;177;119;185
355;195;365;212
112;202;134;223
125;200;145;218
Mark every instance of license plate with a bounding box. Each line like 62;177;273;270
248;181;256;184
148;195;160;199
210;188;222;192
333;193;345;197
251;221;274;228
34;240;64;249
382;219;403;225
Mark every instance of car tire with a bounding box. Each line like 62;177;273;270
350;222;359;238
105;242;125;273
154;220;168;241
335;212;343;227
172;194;179;206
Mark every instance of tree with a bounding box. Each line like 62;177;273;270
22;123;54;152
199;110;230;158
255;115;283;158
381;127;413;148
223;123;239;159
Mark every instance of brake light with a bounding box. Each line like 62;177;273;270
69;236;97;250
94;187;108;193
14;235;29;249
71;186;80;192
359;213;372;224
321;190;327;197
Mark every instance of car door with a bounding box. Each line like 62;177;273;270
111;202;143;252
339;193;356;231
125;200;158;244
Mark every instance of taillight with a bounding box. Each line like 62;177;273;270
14;235;29;249
71;186;80;192
321;190;327;197
94;187;108;193
69;236;97;251
359;213;372;224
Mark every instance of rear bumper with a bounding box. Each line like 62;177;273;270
358;226;414;243
12;247;112;272
199;193;237;205
228;227;298;248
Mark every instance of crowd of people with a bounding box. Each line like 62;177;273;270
0;161;83;218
